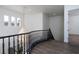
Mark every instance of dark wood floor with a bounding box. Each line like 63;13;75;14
69;34;79;46
31;40;79;54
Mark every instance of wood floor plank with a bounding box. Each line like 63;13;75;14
31;40;79;54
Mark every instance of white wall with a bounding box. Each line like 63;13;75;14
43;14;49;30
69;15;79;34
24;13;43;32
0;7;22;36
49;16;64;41
64;6;69;43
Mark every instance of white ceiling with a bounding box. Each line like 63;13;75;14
24;5;64;16
0;5;64;16
69;9;79;16
0;5;24;14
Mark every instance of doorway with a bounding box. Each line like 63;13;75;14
68;9;79;46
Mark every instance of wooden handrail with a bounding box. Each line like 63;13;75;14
0;30;48;39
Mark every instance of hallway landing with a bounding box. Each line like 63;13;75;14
31;40;79;54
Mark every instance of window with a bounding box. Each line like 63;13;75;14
17;18;21;26
4;15;9;26
4;15;21;26
11;16;15;26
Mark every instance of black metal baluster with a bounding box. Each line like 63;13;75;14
24;34;25;54
27;34;31;54
29;35;31;54
26;34;27;53
17;35;19;54
2;38;5;54
8;37;10;54
13;36;15;54
21;35;22;53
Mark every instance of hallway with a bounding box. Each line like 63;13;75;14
31;40;79;54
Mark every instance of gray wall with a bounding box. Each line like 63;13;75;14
49;16;64;41
69;14;79;34
43;14;49;30
24;13;43;32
